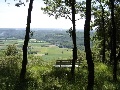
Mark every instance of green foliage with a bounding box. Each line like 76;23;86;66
94;63;116;89
77;49;85;61
41;0;85;20
29;31;35;39
66;27;73;37
5;44;18;56
0;55;22;90
1;53;120;90
91;1;120;63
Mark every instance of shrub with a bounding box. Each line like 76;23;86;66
5;44;18;56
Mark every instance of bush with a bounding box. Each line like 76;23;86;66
5;44;18;56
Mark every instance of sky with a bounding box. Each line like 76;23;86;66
0;0;85;29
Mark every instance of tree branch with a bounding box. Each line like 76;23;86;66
66;15;72;21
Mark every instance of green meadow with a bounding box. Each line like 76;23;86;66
0;38;72;61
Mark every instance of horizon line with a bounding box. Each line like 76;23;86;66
0;28;84;30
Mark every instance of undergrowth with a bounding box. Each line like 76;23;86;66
0;55;120;90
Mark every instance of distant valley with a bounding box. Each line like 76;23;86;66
0;28;94;50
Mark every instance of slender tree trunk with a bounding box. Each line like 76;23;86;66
84;0;94;89
97;0;105;63
110;26;113;64
101;6;105;63
110;0;117;81
20;0;34;80
71;0;77;79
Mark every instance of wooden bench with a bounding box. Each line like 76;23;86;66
53;60;80;68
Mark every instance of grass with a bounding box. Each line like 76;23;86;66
0;38;72;61
40;47;72;61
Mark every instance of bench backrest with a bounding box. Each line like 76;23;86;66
56;60;80;65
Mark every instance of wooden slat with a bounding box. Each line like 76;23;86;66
55;60;80;65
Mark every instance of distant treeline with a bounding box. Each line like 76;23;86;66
0;29;94;50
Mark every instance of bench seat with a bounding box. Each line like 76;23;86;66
53;65;79;67
53;60;80;68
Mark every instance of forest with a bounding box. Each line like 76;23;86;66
0;0;120;90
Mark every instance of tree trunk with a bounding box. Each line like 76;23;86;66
71;0;77;79
101;5;105;63
20;0;34;80
84;0;94;89
110;0;117;81
110;27;113;64
97;0;105;63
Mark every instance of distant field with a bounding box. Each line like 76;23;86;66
40;47;72;61
0;38;72;61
